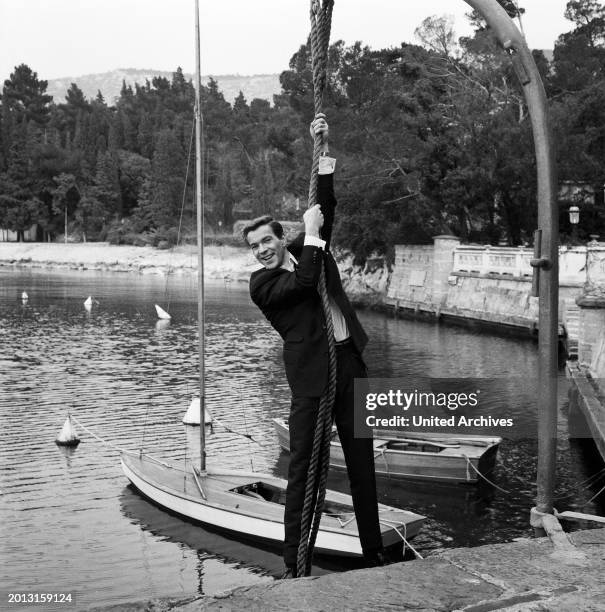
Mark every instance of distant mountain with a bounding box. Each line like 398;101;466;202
46;68;282;106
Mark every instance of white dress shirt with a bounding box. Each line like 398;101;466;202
282;237;350;342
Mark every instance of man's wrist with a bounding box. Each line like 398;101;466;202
304;234;326;249
318;155;336;175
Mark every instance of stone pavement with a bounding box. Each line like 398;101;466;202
96;527;605;611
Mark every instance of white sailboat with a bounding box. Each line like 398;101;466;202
121;0;425;559
154;304;172;320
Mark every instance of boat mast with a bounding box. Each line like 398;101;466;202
194;0;206;472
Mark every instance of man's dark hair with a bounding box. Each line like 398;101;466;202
242;215;284;242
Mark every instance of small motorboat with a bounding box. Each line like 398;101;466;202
273;418;501;485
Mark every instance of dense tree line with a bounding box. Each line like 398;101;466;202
0;0;603;261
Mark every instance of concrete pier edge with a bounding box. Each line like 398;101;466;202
567;362;605;463
89;527;605;611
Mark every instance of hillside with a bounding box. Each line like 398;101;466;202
46;68;282;105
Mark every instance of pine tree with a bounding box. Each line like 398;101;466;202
132;174;153;230
72;110;84;150
137;111;154;158
94;149;122;217
233;91;249;117
2;64;52;126
147;128;184;228
108;112;124;150
170;67;194;114
120;80;134;104
0;101;9;171
121;110;136;151
0;118;45;240
251;150;276;217
58;83;90;141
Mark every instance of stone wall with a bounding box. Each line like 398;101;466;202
442;275;539;328
385;245;434;309
382;237;587;334
577;246;605;378
568;245;605;464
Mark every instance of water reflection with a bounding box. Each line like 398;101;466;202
155;319;171;333
55;444;78;465
118;486;279;590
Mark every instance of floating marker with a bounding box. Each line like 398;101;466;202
84;296;93;309
21;291;28;300
155;304;171;320
55;415;81;447
182;397;212;426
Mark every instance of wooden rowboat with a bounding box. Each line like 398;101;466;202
273;418;501;485
121;453;425;557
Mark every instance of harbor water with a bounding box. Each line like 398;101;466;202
1;269;603;610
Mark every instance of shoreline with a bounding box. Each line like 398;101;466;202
0;242;389;307
0;241;257;282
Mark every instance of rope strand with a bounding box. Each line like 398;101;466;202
70;416;170;467
296;0;336;578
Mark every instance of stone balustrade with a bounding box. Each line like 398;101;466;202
452;244;587;284
452;245;533;277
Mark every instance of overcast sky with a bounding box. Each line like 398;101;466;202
0;0;575;82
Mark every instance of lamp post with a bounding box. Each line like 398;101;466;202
569;205;580;246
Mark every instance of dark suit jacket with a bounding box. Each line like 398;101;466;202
249;172;368;397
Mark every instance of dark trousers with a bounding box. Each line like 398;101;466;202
283;342;382;566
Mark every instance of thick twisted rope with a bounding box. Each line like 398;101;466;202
296;0;336;579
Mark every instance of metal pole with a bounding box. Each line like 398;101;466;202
194;0;206;472
463;0;559;516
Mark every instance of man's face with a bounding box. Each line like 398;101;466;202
246;224;287;270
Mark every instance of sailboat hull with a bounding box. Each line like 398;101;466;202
121;453;424;557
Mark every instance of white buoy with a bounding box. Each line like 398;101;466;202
55;415;80;447
21;291;28;300
155;304;171;320
182;397;212;426
84;296;93;309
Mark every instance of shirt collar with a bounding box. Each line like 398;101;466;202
281;252;298;272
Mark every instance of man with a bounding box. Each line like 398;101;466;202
243;115;384;577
